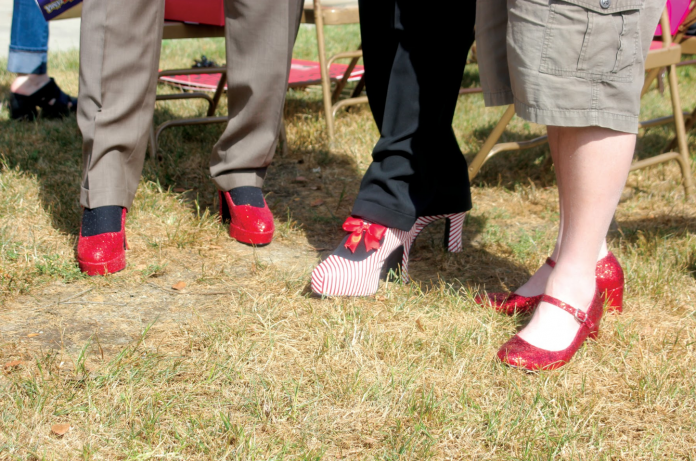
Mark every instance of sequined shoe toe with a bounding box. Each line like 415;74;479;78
497;289;603;371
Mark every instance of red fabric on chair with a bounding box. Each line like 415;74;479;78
159;59;365;91
650;40;680;50
164;0;225;26
655;0;691;36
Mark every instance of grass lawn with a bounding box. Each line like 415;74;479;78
1;24;696;460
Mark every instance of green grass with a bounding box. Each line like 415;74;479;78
1;24;696;460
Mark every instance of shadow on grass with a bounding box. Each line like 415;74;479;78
614;214;696;243
464;117;696;191
404;213;536;295
0;91;236;237
465;122;555;190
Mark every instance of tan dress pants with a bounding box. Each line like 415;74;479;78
77;0;303;209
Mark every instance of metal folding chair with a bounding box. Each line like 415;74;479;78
302;0;366;141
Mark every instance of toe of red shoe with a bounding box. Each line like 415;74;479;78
228;205;275;245
497;342;533;370
497;336;567;371
77;233;126;276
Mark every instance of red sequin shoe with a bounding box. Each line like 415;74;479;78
497;289;603;371
77;208;128;276
476;252;625;315
219;190;274;246
311;212;465;297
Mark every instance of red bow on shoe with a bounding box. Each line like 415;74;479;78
342;217;387;253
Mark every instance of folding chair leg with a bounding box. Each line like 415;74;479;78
642;68;662;97
351;74;366;99
313;0;335;141
209;71;227;117
668;104;696;151
331;44;362;103
666;63;695;196
468;105;516;181
149;124;157;158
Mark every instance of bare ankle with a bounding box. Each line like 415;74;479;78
545;271;596;311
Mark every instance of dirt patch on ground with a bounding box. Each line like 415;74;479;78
1;240;315;357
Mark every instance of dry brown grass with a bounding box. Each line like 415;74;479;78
1;28;696;460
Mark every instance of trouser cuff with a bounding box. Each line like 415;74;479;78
351;199;416;231
213;168;267;191
80;186;134;210
8;50;47;75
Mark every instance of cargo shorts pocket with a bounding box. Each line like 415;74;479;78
539;0;644;82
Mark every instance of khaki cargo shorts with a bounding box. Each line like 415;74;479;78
476;0;665;134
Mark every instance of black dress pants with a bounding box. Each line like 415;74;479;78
351;0;476;231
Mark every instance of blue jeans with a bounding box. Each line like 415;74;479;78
8;0;49;74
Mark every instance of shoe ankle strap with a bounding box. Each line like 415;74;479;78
545;257;556;268
540;294;594;329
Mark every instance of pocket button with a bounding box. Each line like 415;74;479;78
600;0;611;8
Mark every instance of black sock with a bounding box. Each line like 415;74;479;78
229;186;265;208
81;206;123;237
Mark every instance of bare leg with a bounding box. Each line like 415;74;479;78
518;126;634;350
513;128;608;298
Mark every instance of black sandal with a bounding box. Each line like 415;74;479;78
9;78;77;121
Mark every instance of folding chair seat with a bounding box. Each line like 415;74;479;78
468;4;695;196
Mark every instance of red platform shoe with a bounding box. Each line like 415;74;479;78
77;208;128;276
311;213;465;297
497;289;603;371
476;252;624;315
219;190;274;246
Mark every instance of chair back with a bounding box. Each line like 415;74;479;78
656;0;691;36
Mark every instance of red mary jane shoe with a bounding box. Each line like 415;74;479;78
497;289;604;371
476;252;625;315
219;191;274;246
77;208;128;276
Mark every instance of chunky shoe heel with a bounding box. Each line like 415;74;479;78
401;212;466;283
596;252;625;313
77;208;128;276
219;190;274;246
601;286;624;313
478;252;626;315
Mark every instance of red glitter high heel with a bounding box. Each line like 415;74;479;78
77;208;128;276
219;190;274;246
476;252;624;315
497;288;603;371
